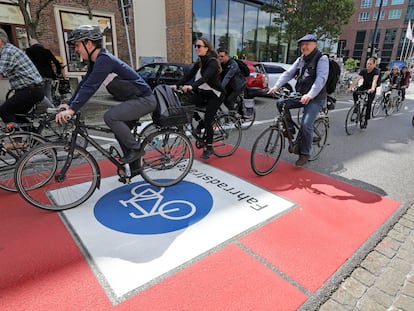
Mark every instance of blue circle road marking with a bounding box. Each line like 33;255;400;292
94;180;213;234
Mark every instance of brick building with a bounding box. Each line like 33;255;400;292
339;0;414;71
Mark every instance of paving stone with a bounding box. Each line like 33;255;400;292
380;236;403;251
365;286;394;308
397;248;414;262
388;229;407;243
389;257;413;275
319;299;354;311
329;287;358;308
375;239;398;259
392;294;414;310
374;267;406;296
351;267;376;287
361;251;390;276
393;223;411;237
340;277;367;299
401;281;414;298
399;218;414;230
356;294;388;311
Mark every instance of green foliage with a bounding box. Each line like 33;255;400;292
344;58;359;71
262;0;355;44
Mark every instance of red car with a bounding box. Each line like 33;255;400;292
242;60;269;98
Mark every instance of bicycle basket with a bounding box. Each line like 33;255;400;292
152;84;194;127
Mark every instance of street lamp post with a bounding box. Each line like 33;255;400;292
369;0;384;58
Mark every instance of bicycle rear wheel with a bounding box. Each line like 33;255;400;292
345;106;359;135
372;97;384;118
309;118;328;161
15;142;100;211
140;129;194;187
212;113;242;157
250;126;283;176
0;132;47;192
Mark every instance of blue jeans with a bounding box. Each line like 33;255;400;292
277;98;325;156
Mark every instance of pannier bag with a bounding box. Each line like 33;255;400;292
152;84;193;127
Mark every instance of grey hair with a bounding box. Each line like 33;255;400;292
0;28;9;44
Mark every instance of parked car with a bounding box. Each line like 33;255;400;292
242;60;269;98
261;62;297;92
136;62;192;89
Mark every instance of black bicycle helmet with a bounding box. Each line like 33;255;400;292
66;25;103;45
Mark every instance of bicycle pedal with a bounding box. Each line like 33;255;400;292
118;176;131;184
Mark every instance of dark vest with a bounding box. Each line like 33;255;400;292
295;49;327;100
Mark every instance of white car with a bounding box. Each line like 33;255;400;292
261;62;297;92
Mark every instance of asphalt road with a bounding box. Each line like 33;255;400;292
249;94;414;205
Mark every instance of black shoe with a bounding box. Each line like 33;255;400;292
120;148;144;163
295;154;310;166
200;148;214;159
361;120;368;129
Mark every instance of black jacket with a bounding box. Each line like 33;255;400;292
26;44;61;79
177;55;224;93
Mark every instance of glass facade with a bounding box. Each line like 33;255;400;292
192;0;288;62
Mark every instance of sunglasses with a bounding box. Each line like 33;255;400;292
194;44;206;49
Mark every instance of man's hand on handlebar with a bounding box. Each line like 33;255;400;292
267;85;279;94
301;94;313;105
55;105;75;124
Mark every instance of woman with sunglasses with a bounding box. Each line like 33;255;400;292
173;38;225;159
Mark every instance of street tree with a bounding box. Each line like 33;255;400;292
262;0;355;61
11;0;92;40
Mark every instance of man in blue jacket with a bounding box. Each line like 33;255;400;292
55;25;157;164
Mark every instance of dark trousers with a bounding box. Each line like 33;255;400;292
352;87;375;121
190;90;224;146
0;87;44;123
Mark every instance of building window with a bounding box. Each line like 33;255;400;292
359;12;370;21
388;9;402;19
373;11;385;20
361;0;373;8
391;0;404;4
376;0;388;6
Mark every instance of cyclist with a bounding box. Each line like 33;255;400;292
0;28;44;126
348;57;380;129
172;37;224;160
268;34;329;167
399;66;411;102
217;48;247;116
55;25;157;164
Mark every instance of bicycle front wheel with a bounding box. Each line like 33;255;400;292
0;132;47;192
309;118;328;161
140;129;194;187
345;106;359;135
212;114;242;157
250;126;283;176
15;142;100;211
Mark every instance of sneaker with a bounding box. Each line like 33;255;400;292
295;154;310;167
361;120;368;129
200;148;214;159
3;141;27;150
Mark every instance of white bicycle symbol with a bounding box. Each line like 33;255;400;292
119;183;196;220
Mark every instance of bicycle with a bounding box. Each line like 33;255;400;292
142;89;242;158
250;89;329;176
0;127;47;192
345;90;370;135
372;85;403;117
223;93;256;130
14;110;194;211
296;94;336;124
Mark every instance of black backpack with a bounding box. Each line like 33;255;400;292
316;54;341;94
234;59;250;77
152;84;193;127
